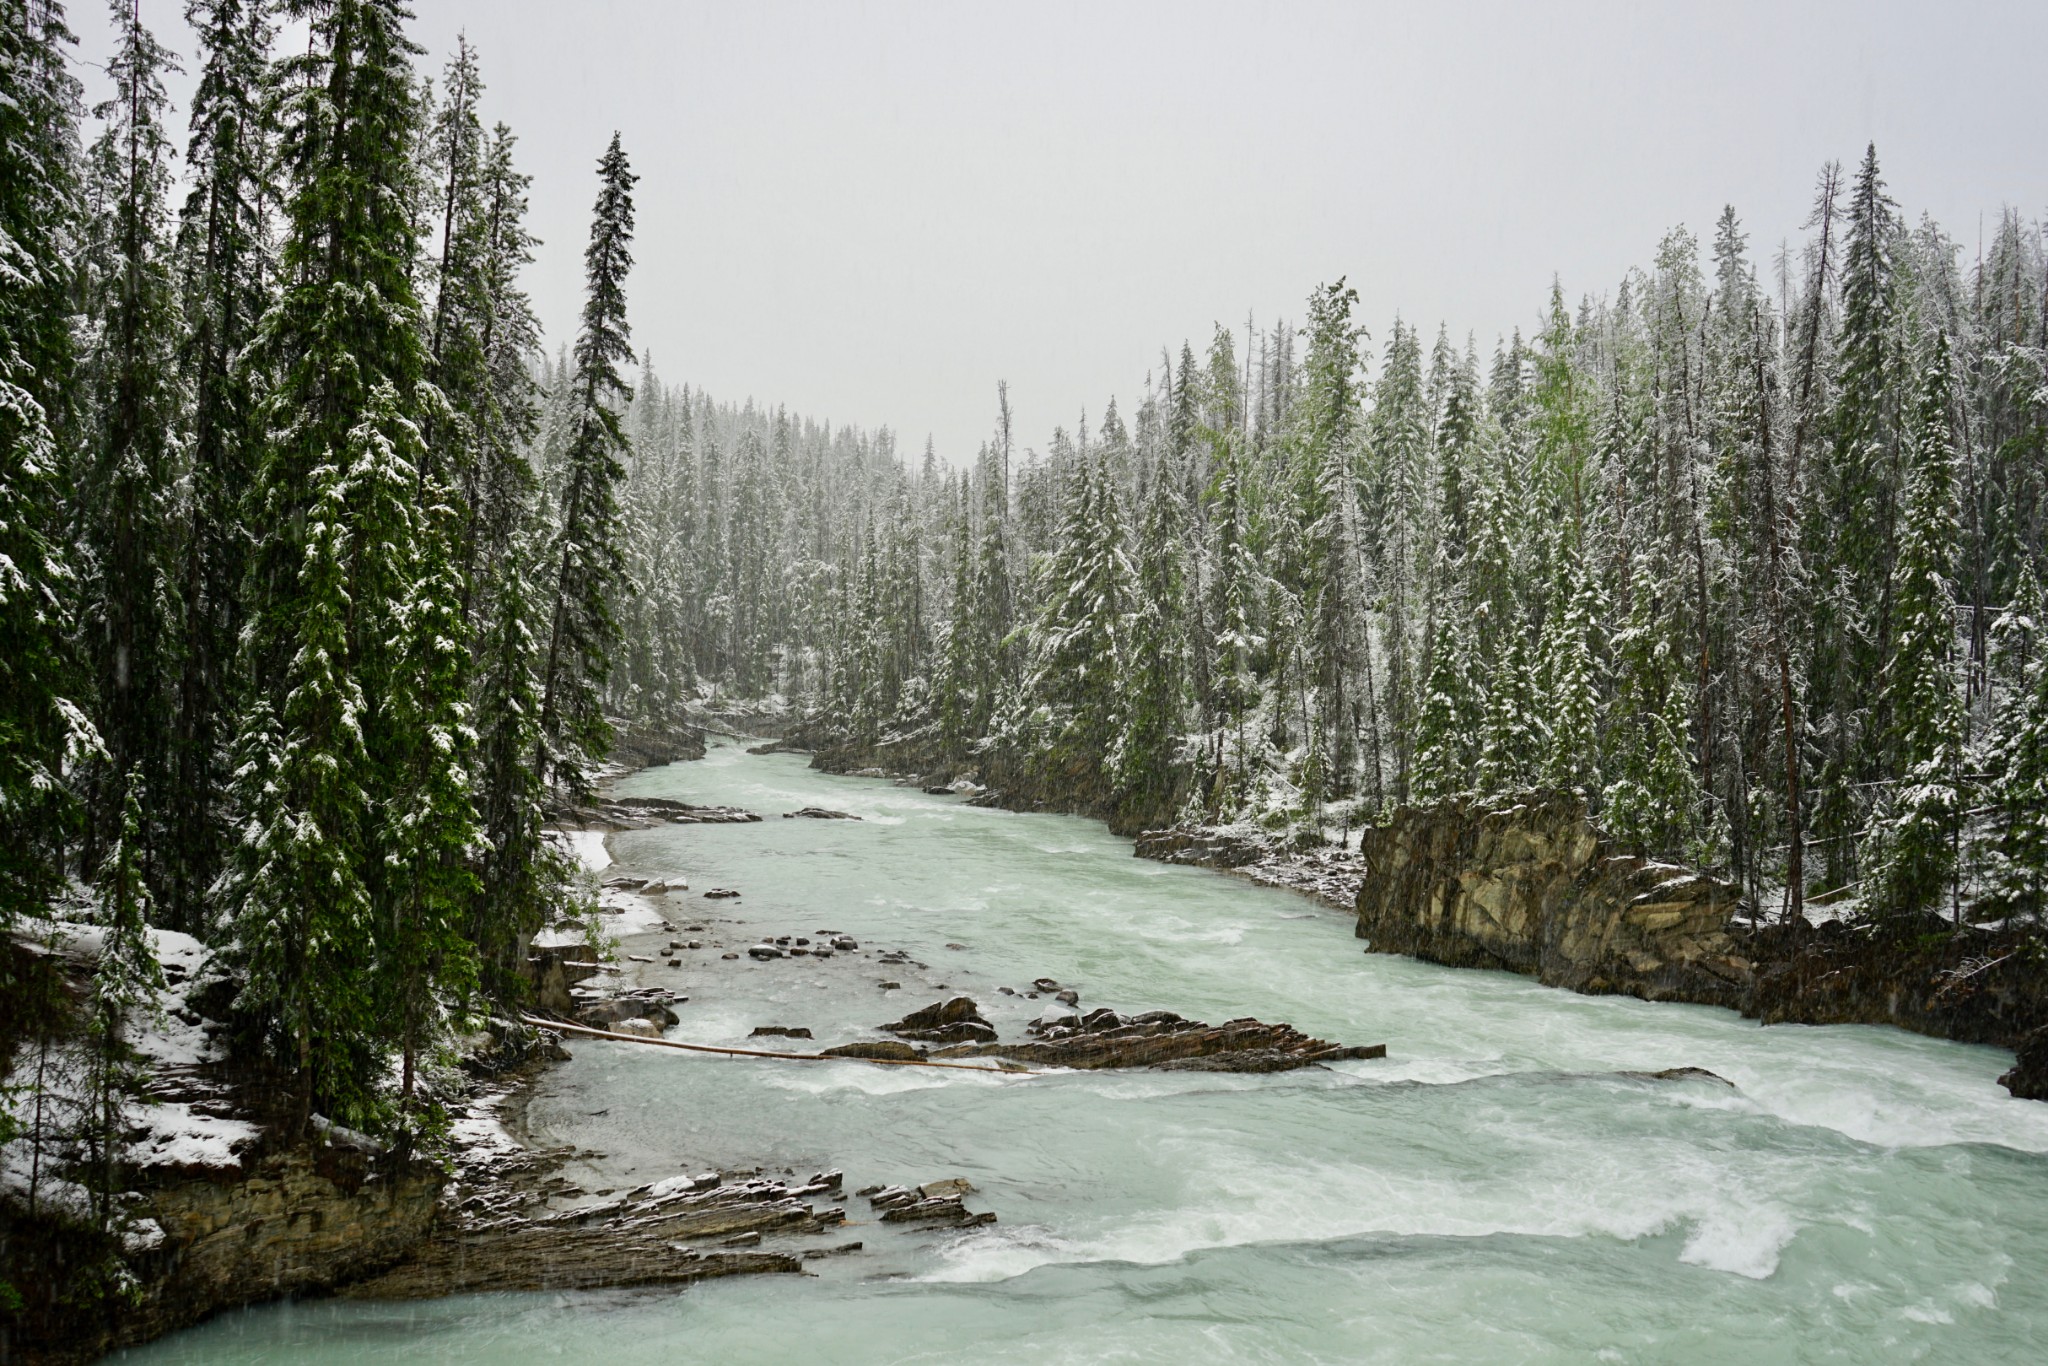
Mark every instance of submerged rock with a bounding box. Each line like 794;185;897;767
750;1026;814;1040
783;807;861;820
1620;1066;1736;1086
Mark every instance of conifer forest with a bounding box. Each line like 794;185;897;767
4;1;2048;1360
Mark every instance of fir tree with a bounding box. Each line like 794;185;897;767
1866;335;1965;919
1537;532;1602;793
1117;453;1187;818
81;775;164;1232
76;0;185;878
1;0;94;935
168;0;274;934
227;462;376;1130
1412;576;1482;804
1986;559;2047;917
538;132;636;801
230;0;435;1130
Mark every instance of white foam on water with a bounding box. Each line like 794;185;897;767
759;1061;1015;1097
1678;1205;1798;1279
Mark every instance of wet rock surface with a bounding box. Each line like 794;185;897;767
871;997;1387;1073
344;1160;849;1298
863;1179;996;1228
556;794;763;829
881;995;999;1044
783;807;861;820
2002;1026;2048;1100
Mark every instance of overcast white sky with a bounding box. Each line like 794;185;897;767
80;0;2048;463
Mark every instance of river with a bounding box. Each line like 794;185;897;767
124;741;2048;1363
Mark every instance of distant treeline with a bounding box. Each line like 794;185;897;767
612;149;2047;929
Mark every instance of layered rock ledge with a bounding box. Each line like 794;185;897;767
1351;793;1750;1007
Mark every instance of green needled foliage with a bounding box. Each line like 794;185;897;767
537;131;636;803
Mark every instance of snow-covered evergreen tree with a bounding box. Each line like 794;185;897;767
538;132;636;800
1866;334;1966;918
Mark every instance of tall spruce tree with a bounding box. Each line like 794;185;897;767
1867;335;1965;918
228;0;437;1130
76;0;184;880
168;0;273;934
537;132;636;800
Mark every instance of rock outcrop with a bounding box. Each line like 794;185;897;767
881;996;998;1044
1352;792;1752;1006
344;1171;845;1298
8;1147;443;1364
932;1007;1385;1072
2002;1026;2048;1100
607;716;707;770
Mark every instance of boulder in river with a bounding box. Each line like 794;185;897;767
864;1183;996;1228
750;1026;814;1040
747;944;783;960
578;998;679;1031
1030;1004;1079;1032
883;996;997;1043
783;807;861;820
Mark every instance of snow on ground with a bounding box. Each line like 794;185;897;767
4;921;254;1190
598;888;669;934
137;927;231;1069
562;829;612;872
127;1100;259;1171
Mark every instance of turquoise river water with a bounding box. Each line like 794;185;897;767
124;741;2048;1363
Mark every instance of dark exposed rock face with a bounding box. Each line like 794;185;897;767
882;996;998;1043
7;1149;444;1364
799;714;1189;835
2002;1027;2048;1100
864;1179;995;1228
144;1149;441;1301
1747;916;2048;1050
1352;792;1751;1007
608;716;707;770
1346;794;2048;1095
933;1009;1384;1073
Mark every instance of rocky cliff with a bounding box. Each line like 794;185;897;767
1351;793;1752;1007
3;1144;441;1365
1342;793;2048;1093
